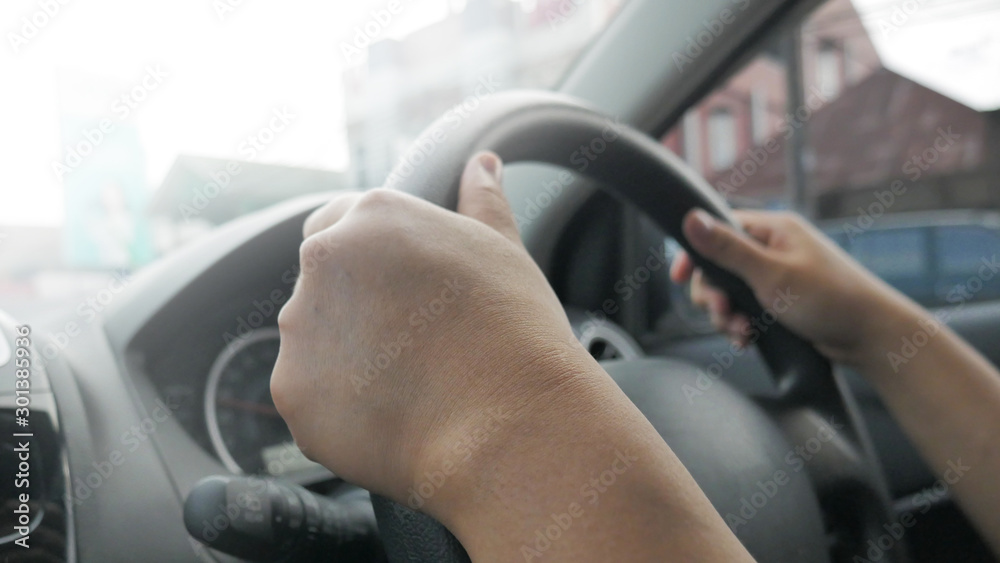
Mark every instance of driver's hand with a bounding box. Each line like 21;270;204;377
271;152;588;509
669;209;912;366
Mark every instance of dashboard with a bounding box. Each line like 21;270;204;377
114;196;338;489
27;194;348;561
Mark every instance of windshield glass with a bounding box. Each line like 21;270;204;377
0;0;626;317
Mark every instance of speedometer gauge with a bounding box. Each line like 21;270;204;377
204;327;324;479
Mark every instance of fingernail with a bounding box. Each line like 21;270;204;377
478;153;502;183
687;209;715;243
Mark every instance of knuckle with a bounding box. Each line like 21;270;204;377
269;364;292;415
302;211;328;239
303;193;357;238
761;263;794;296
276;300;297;333
775;211;804;229
690;281;707;306
713;232;735;256
299;233;336;265
358;187;404;210
476;179;506;200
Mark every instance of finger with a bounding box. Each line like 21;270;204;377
669;251;694;283
690;269;708;307
706;287;730;319
303;192;363;239
456;151;522;245
707;289;732;332
726;314;751;348
732;210;780;246
683;209;773;285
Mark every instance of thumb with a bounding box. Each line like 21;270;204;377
683;209;773;285
457;152;522;245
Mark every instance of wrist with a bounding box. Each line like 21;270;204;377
841;287;929;374
403;349;750;561
403;335;603;515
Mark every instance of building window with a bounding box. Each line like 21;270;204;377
750;86;769;144
816;38;841;98
708;107;737;171
682;110;702;173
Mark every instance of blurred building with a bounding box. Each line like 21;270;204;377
343;0;625;188
60;122;154;269
662;0;881;199
56;70;155;270
714;69;1000;217
662;0;1000;218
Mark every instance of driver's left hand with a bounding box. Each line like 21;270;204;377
271;152;589;511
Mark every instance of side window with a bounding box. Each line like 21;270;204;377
656;0;1000;331
935;226;1000;305
660;40;789;210
937;227;999;277
850;229;929;280
847;228;934;305
661;0;882;211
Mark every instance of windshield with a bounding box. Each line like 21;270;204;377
0;0;626;318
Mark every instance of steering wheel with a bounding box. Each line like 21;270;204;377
371;90;905;563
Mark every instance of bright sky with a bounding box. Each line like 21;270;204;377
852;0;1000;112
0;0;457;226
1;0;997;227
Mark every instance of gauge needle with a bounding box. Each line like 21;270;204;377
218;397;282;417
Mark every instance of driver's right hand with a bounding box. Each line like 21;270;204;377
669;209;917;368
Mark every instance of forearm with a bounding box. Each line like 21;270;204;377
417;352;754;562
853;296;1000;555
